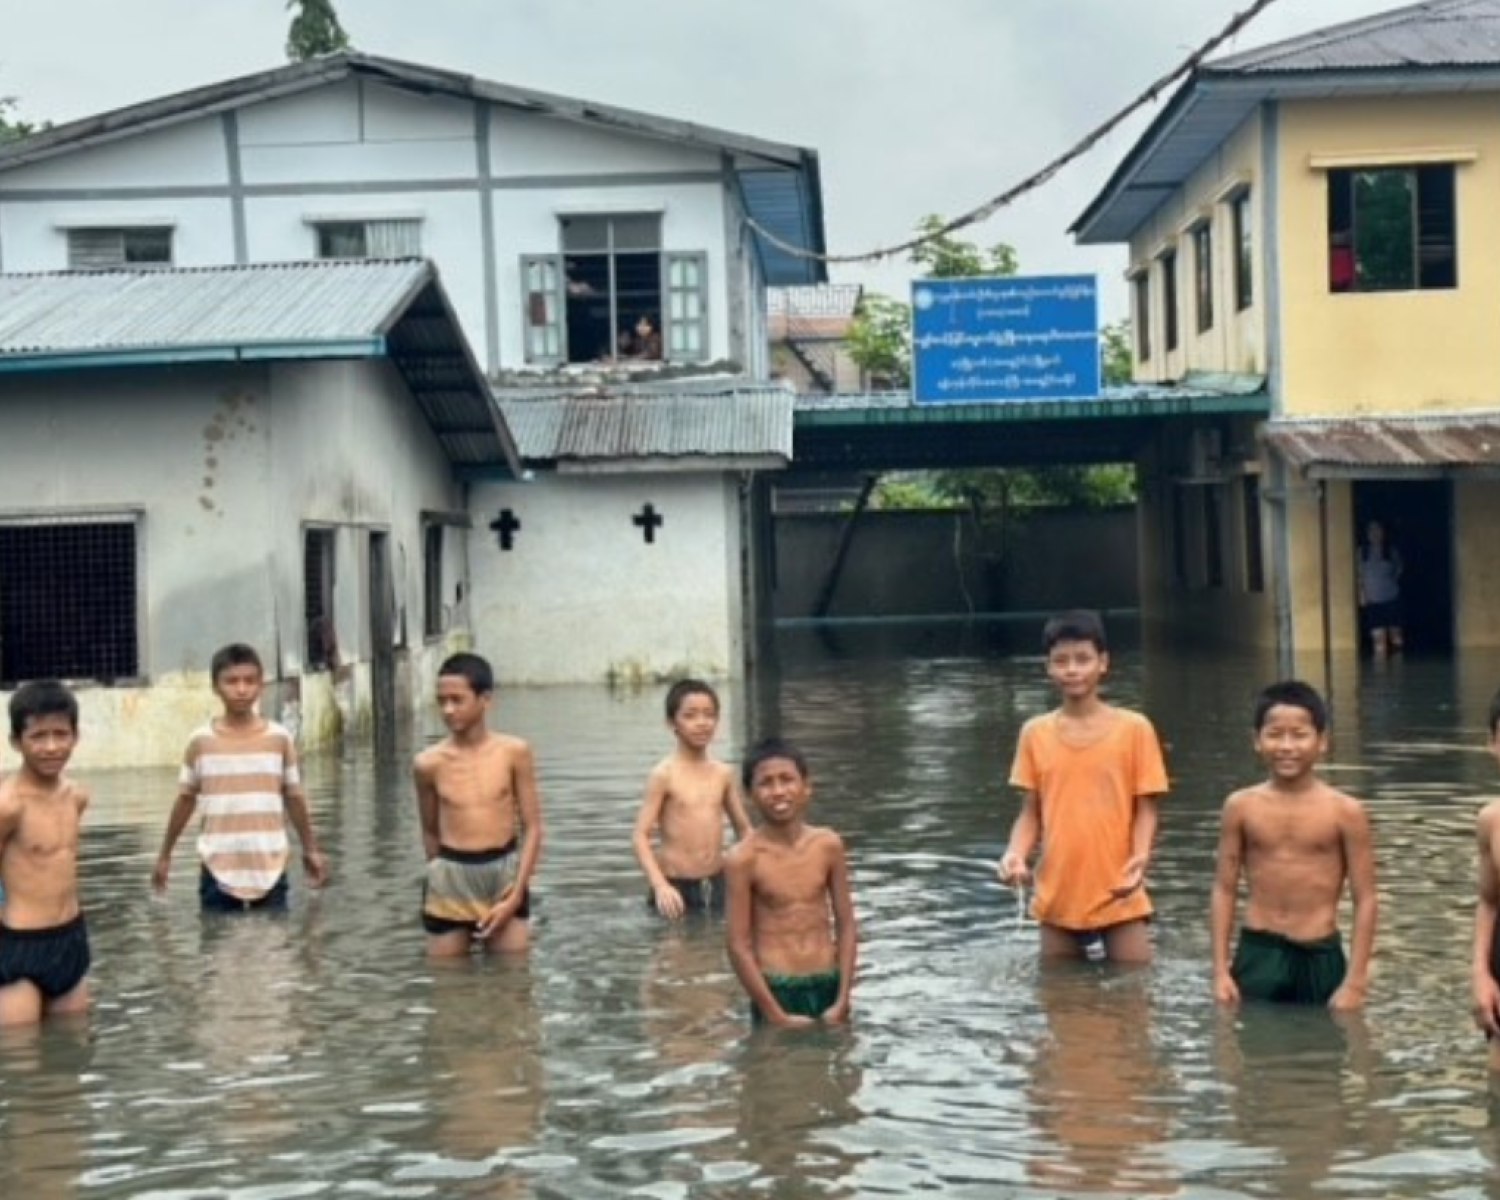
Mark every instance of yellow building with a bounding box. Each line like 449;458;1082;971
1074;0;1500;662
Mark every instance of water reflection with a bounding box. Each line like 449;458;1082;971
4;633;1500;1197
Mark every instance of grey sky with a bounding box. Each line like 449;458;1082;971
2;0;1394;318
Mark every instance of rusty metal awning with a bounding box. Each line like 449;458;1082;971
1263;411;1500;479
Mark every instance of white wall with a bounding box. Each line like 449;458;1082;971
468;472;744;685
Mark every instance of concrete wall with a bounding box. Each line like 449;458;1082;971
0;359;465;766
469;471;745;685
772;508;1138;620
0;79;743;374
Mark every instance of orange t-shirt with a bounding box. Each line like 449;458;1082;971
1009;707;1168;930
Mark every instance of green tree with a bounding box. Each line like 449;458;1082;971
0;95;35;144
286;0;352;61
1100;319;1133;386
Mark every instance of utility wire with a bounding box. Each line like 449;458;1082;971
747;0;1289;267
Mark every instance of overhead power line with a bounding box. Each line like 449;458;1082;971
747;0;1288;266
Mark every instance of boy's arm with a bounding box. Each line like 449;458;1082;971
631;766;683;917
1473;804;1500;1036
823;834;858;1023
413;755;442;861
997;790;1041;885
1209;795;1245;1004
1112;793;1162;898
724;844;810;1028
152;774;200;892
284;787;328;887
724;770;753;842
479;740;544;937
1328;800;1378;1012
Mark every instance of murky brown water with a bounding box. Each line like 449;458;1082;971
4;624;1500;1198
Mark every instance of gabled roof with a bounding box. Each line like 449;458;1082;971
0;259;520;473
1073;0;1500;243
500;384;794;472
0;51;827;286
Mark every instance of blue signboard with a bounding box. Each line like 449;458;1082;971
911;274;1100;404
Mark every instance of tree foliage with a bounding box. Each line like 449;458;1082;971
286;0;352;61
1100;319;1133;387
0;95;35;144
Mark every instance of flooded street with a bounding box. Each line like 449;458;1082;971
6;626;1500;1198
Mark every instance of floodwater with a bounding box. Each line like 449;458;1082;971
6;624;1500;1199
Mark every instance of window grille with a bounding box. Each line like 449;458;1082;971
0;516;139;685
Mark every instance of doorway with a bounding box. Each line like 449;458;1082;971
1352;479;1453;652
368;531;397;753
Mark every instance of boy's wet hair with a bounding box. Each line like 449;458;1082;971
1253;680;1329;733
9;679;79;739
1489;686;1500;737
439;652;494;696
741;736;809;789
210;642;263;682
665;678;718;720
1042;609;1107;654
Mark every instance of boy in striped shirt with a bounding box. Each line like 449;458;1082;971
152;643;328;909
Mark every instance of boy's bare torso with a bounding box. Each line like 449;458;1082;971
739;826;840;975
1232;781;1356;941
416;733;524;850
651;756;737;879
0;774;87;929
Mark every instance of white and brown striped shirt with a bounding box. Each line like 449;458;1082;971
179;720;301;901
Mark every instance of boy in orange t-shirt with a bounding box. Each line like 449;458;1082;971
997;610;1169;964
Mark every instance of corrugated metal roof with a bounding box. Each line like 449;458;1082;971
1074;0;1500;243
1264;410;1500;477
0;260;427;355
0;52;827;287
500;387;794;465
0;260;520;474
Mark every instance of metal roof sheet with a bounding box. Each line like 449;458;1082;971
500;387;794;464
0;52;827;287
1263;409;1500;477
0;260;520;473
1074;0;1500;243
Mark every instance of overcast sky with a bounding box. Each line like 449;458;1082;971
2;0;1397;318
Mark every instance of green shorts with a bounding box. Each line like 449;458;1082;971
754;969;841;1024
1232;927;1346;1005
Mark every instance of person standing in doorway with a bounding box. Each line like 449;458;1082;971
1357;518;1404;656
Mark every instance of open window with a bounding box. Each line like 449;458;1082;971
1327;165;1456;292
312;218;422;260
66;227;173;270
304;527;338;671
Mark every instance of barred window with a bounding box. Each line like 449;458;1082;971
0;516;139;685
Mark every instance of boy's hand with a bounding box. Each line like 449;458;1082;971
303;849;329;888
1474;975;1500;1037
1327;979;1367;1012
653;883;685;920
476;886;521;939
771;1012;818;1030
820;999;851;1024
1212;970;1241;1006
997;851;1030;887
1109;854;1149;898
150;855;171;893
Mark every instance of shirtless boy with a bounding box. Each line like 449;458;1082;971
414;652;543;957
1471;686;1500;1067
1211;680;1377;1010
632;679;750;918
724;737;856;1027
0;681;90;1026
998;610;1169;964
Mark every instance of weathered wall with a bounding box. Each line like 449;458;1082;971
772;508;1138;620
469;472;745;684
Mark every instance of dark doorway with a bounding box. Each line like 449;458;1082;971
1352;480;1453;652
368;531;397;754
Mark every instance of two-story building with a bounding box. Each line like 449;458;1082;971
0;53;825;751
1073;0;1500;662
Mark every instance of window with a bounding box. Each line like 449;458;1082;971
314;219;421;260
1133;273;1151;362
523;214;710;365
423;523;445;638
0;516;139;685
67;227;173;270
1193;222;1214;333
304;528;337;671
1327;165;1456;292
1231;190;1253;310
1161;250;1179;352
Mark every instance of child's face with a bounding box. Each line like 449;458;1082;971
1045;638;1108;699
749;756;810;824
436;674;489;733
11;713;78;779
669;692;719;749
213;663;264;717
1253;703;1327;781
